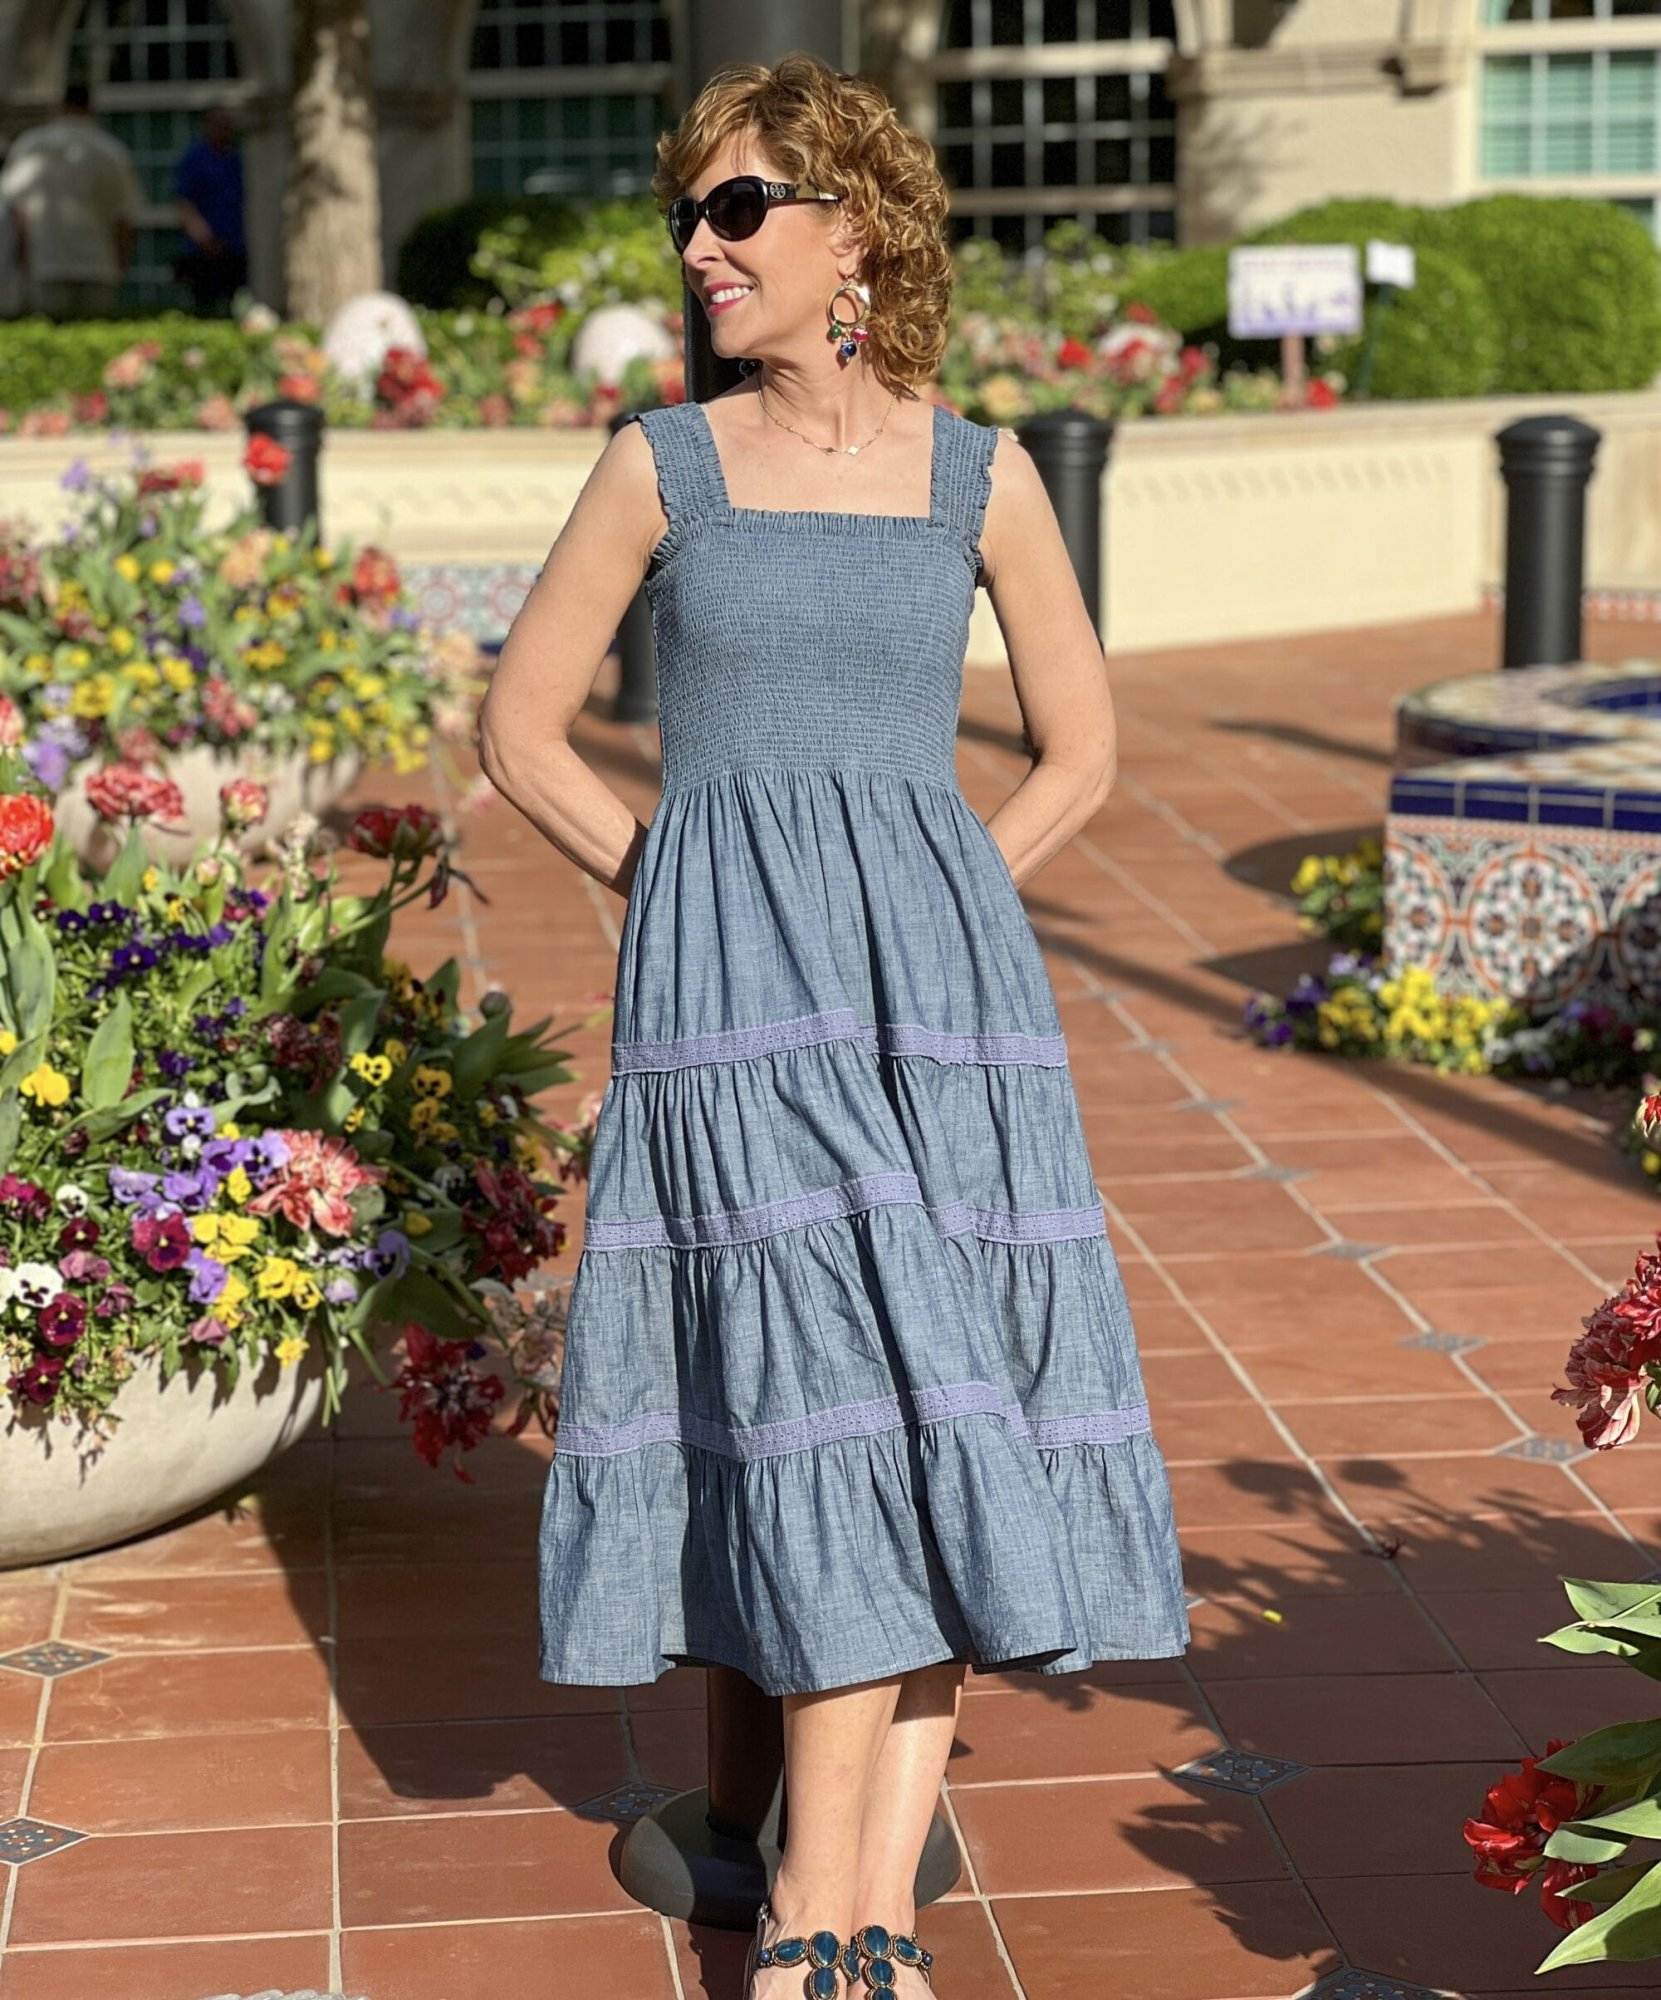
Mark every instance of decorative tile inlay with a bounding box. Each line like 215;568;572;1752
401;561;539;644
572;1781;681;1823
0;1816;88;1863
0;1641;112;1678
1299;1970;1452;2000
1175;1748;1308;1795
1495;1434;1588;1463
1386;659;1661;1016
1400;1328;1486;1355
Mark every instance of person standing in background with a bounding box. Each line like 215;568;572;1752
0;81;143;320
173;105;246;316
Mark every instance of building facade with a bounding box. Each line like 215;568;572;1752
0;0;1657;311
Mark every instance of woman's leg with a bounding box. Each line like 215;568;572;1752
752;1674;903;1995
851;1661;967;1981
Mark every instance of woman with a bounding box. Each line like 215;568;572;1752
478;52;1188;2000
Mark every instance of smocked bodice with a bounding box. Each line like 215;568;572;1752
628;398;999;793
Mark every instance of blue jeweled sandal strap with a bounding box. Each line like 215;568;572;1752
755;1922;847;1999
848;1922;935;1990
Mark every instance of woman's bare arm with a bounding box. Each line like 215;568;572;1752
475;420;668;900
974;428;1118;890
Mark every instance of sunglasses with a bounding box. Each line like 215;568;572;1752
666;175;842;255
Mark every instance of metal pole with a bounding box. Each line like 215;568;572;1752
616;2;962;1929
1495;414;1600;671
1016;409;1116;639
242;397;325;536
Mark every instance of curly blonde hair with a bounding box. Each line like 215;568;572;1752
651;52;954;397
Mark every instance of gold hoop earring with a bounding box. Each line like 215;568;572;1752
827;279;871;363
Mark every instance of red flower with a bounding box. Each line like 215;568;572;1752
1124;301;1159;325
375;346;445;422
346;802;445;863
136;461;205;495
243;434;292;487
71;391;109;424
83;763;188;827
276;372;321;404
1554;1236;1661;1449
219;777;269;831
132;1211;192;1272
349;545;401;607
245;1129;384;1237
7;1356;64;1405
391;1322;506;1480
464;1161;563;1282
1465;1741;1604;1929
1056;335;1093;370
1306;378;1340;410
0;792;55;878
1637;1093;1661;1145
38;1292;87;1350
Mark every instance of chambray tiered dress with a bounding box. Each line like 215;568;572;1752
536;395;1189;1695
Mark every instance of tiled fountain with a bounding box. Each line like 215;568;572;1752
1385;659;1661;1015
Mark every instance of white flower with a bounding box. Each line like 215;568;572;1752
0;1268;19;1309
54;1183;91;1216
14;1262;65;1309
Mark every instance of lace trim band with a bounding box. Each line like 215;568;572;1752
582;1171;1108;1250
612;1006;1069;1073
554;1380;1154;1461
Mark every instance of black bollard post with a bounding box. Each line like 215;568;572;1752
1016;409;1115;640
242;397;325;536
608;407;660;723
1495;414;1601;671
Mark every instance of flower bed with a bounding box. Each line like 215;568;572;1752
1459;1229;1661;1971
0;763;598;1489
0;456;484;855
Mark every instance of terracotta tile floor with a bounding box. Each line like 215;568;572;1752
3;609;1658;2000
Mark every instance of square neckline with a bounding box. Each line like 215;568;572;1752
689;396;945;528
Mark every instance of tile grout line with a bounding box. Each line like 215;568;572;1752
935;1778;1028;2000
0;1560;72;1958
323;1436;345;1994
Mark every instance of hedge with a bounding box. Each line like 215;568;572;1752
0;315;252;412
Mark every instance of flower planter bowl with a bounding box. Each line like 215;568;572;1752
1;1346;326;1569
51;744;364;873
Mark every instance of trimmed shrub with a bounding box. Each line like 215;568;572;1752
0;315;251;412
394;195;546;308
1360;243;1500;400
1416;191;1661;393
1114;244;1230;338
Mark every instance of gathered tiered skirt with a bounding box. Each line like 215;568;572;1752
536;765;1190;1695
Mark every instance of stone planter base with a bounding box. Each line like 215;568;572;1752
1;1346;326;1569
51;745;365;873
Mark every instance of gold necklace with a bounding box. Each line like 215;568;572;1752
756;380;897;457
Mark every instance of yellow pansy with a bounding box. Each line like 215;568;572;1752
275;1333;308;1367
343;1104;366;1131
402;1210;433;1237
412;1065;452;1101
291;1274;322;1312
161;656;195;691
115;554;141;582
21;1064;70;1107
218;1120;242;1139
124;660;160;690
319;628;338;651
22;652;50;678
478;1102;498;1127
70;674;116;718
256;1255;303;1299
381;1037;408;1067
149;559;176;585
1644;1150;1661;1176
217;1271;250;1324
108;627;134;657
192;1211;260;1260
313;547;334;570
350;1052;393;1088
243;640;287;671
0;1028;17;1056
223;1165;252;1205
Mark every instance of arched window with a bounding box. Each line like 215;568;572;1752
69;0;242;305
931;0;1179;255
467;0;671;200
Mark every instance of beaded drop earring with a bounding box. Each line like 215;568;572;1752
826;278;871;363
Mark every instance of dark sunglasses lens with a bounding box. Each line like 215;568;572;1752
706;181;766;242
667;198;695;250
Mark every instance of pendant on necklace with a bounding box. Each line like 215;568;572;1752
845;444;860;455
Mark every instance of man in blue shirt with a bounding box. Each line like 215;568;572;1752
174;104;246;315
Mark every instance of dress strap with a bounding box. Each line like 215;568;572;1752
931;408;1004;582
628;402;728;566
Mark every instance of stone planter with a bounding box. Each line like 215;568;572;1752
1;1344;326;1569
51;744;365;873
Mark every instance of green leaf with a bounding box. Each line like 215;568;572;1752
1544;1823;1631;1864
358;1265;477;1344
0;1032;47;1098
1569;1862;1655;1910
2;918;55;1039
1537;1858;1661;1969
449;1011;508;1100
1543;1622;1646;1660
0;1091;20;1173
336;991;385;1060
1570;1793;1661;1842
70;1086;168;1142
1564;1580;1661;1624
100;823;151;906
1539;1721;1661;1785
80;994;134;1111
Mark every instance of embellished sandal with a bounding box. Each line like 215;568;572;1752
842;1921;934;1991
743;1896;849;2000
